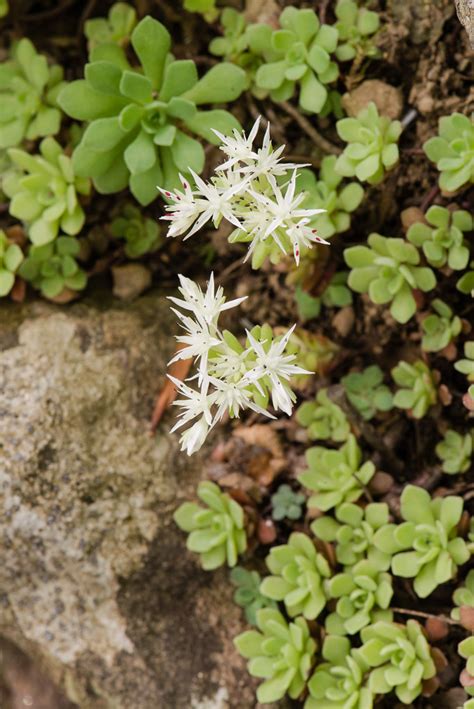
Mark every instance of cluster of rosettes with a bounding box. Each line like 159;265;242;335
169;272;309;455
159;117;329;268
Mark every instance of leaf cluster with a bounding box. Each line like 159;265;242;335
174;481;247;569
342;365;393;420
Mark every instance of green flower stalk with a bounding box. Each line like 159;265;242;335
0;38;65;149
407;206;472;270
325;559;393;635
359;620;436;704
59;16;246;204
110;203;161;258
344;234;436;323
234;608;317;703
423;112;474;193
305;635;373;709
421;299;462;352
391;360;437;419
174;481;247;569
251;7;339;114
452;569;474;622
84;2;137;52
341;365;394;421
296;157;364;239
335;102;402;184
297;388;351;442
0;230;23;296
334;0;380;61
373;485;470;597
4;137;91;246
259;532;332;620
312;501;392;569
270;484;306;521
19;236;87;299
299;434;375;512
230;567;276;625
436;429;473;474
455;342;474;401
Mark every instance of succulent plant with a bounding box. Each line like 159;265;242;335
296;157;365;239
373;485;470;597
458;263;474;297
59;16;246;204
452;569;474;622
305;635;372;709
423;112;474;193
312;501;392;569
230;566;277;625
297;388;350;442
407;206;472;270
0;229;23;296
455;342;474;400
325;559;393;636
174;481;247;569
251;7;339;114
436;429;473;474
299;434;375;512
209;8;250;62
458;636;474;698
359;620;436;704
322;271;354;308
0;38;65;149
84;2;137;52
421;299;462;352
344;234;436;323
342;365;393;421
334;0;381;61
270;484;306;521
391;360;437;419
234;608;317;703
259;532;332;619
110;203;161;258
3;137;91;245
294;273;352;321
19;236;87;298
335;103;402;185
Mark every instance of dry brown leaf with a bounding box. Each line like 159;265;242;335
233;424;286;486
150;345;192;432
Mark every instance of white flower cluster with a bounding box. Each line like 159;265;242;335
159;117;329;268
169;273;309;455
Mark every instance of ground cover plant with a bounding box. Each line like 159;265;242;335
0;0;473;707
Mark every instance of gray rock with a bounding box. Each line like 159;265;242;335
0;291;256;709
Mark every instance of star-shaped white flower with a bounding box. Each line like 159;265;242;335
213;116;262;172
245;325;311;414
169;273;247;328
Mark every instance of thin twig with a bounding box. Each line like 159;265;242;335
420;185;440;212
279;101;341;155
19;0;78;21
391;607;459;626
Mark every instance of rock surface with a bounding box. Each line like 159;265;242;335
0;290;256;709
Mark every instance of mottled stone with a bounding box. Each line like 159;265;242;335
0;291;256;709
